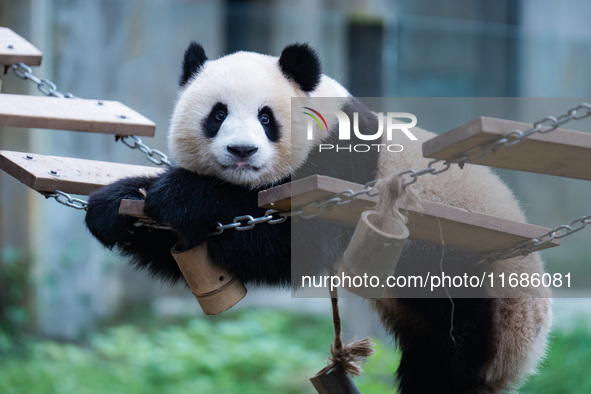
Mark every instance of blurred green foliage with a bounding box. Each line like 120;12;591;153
0;310;398;394
0;309;590;393
521;323;591;394
0;247;31;336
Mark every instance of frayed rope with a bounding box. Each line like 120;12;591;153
321;291;375;377
319;173;419;377
374;173;420;226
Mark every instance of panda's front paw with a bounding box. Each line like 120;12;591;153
85;175;158;248
144;167;214;249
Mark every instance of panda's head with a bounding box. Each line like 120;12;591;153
169;42;324;188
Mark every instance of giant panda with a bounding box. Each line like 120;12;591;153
85;42;552;393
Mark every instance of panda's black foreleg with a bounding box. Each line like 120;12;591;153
85;174;183;283
142;167;281;252
86;167;350;288
394;297;496;393
143;167;295;286
388;241;496;393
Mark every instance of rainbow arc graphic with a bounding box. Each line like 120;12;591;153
302;107;328;132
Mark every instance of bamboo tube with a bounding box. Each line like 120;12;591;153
171;243;247;315
341;210;408;298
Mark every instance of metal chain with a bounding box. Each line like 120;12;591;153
209;210;286;235
118;135;172;167
10;63;76;98
209;179;380;235
397;102;591;187
10;62;172;167
456;102;591;164
42;190;88;211
18;67;588;261
477;214;591;264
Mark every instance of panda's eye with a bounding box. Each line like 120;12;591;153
258;106;279;142
259;113;270;125
215;110;226;122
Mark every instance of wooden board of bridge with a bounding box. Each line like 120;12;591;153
0;27;42;66
423;116;591;181
119;175;560;254
0;150;163;195
0;94;156;136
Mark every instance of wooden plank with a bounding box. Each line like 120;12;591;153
0;150;164;195
422;116;591;181
119;175;560;254
0;94;156;136
0;27;42;66
259;175;560;253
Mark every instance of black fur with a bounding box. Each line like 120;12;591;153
203;102;228;138
259;106;280;142
86;167;350;286
295;97;381;183
385;241;495;393
394;297;495;393
179;41;208;87
144;168;292;285
85;176;182;282
278;43;322;92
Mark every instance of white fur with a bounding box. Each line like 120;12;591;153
169;51;348;188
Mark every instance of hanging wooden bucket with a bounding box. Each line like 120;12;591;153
341;210;409;298
171;243;247;315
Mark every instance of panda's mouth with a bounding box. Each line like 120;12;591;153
222;162;260;171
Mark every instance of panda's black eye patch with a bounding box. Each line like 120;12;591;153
259;106;279;142
203;102;228;138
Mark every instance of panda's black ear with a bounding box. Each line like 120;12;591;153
179;42;208;87
279;43;321;92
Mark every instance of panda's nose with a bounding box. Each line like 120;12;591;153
227;145;258;158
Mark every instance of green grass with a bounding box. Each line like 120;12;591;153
0;309;590;393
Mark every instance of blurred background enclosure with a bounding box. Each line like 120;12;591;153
1;0;590;363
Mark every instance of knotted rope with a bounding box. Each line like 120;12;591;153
319;287;374;377
374;173;419;226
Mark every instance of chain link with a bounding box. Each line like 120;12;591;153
11;63;76;98
395;102;591;187
42;190;88;211
209;209;286;235
205;180;380;234
118;135;172;167
477;214;591;264
459;103;591;160
10;62;171;166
